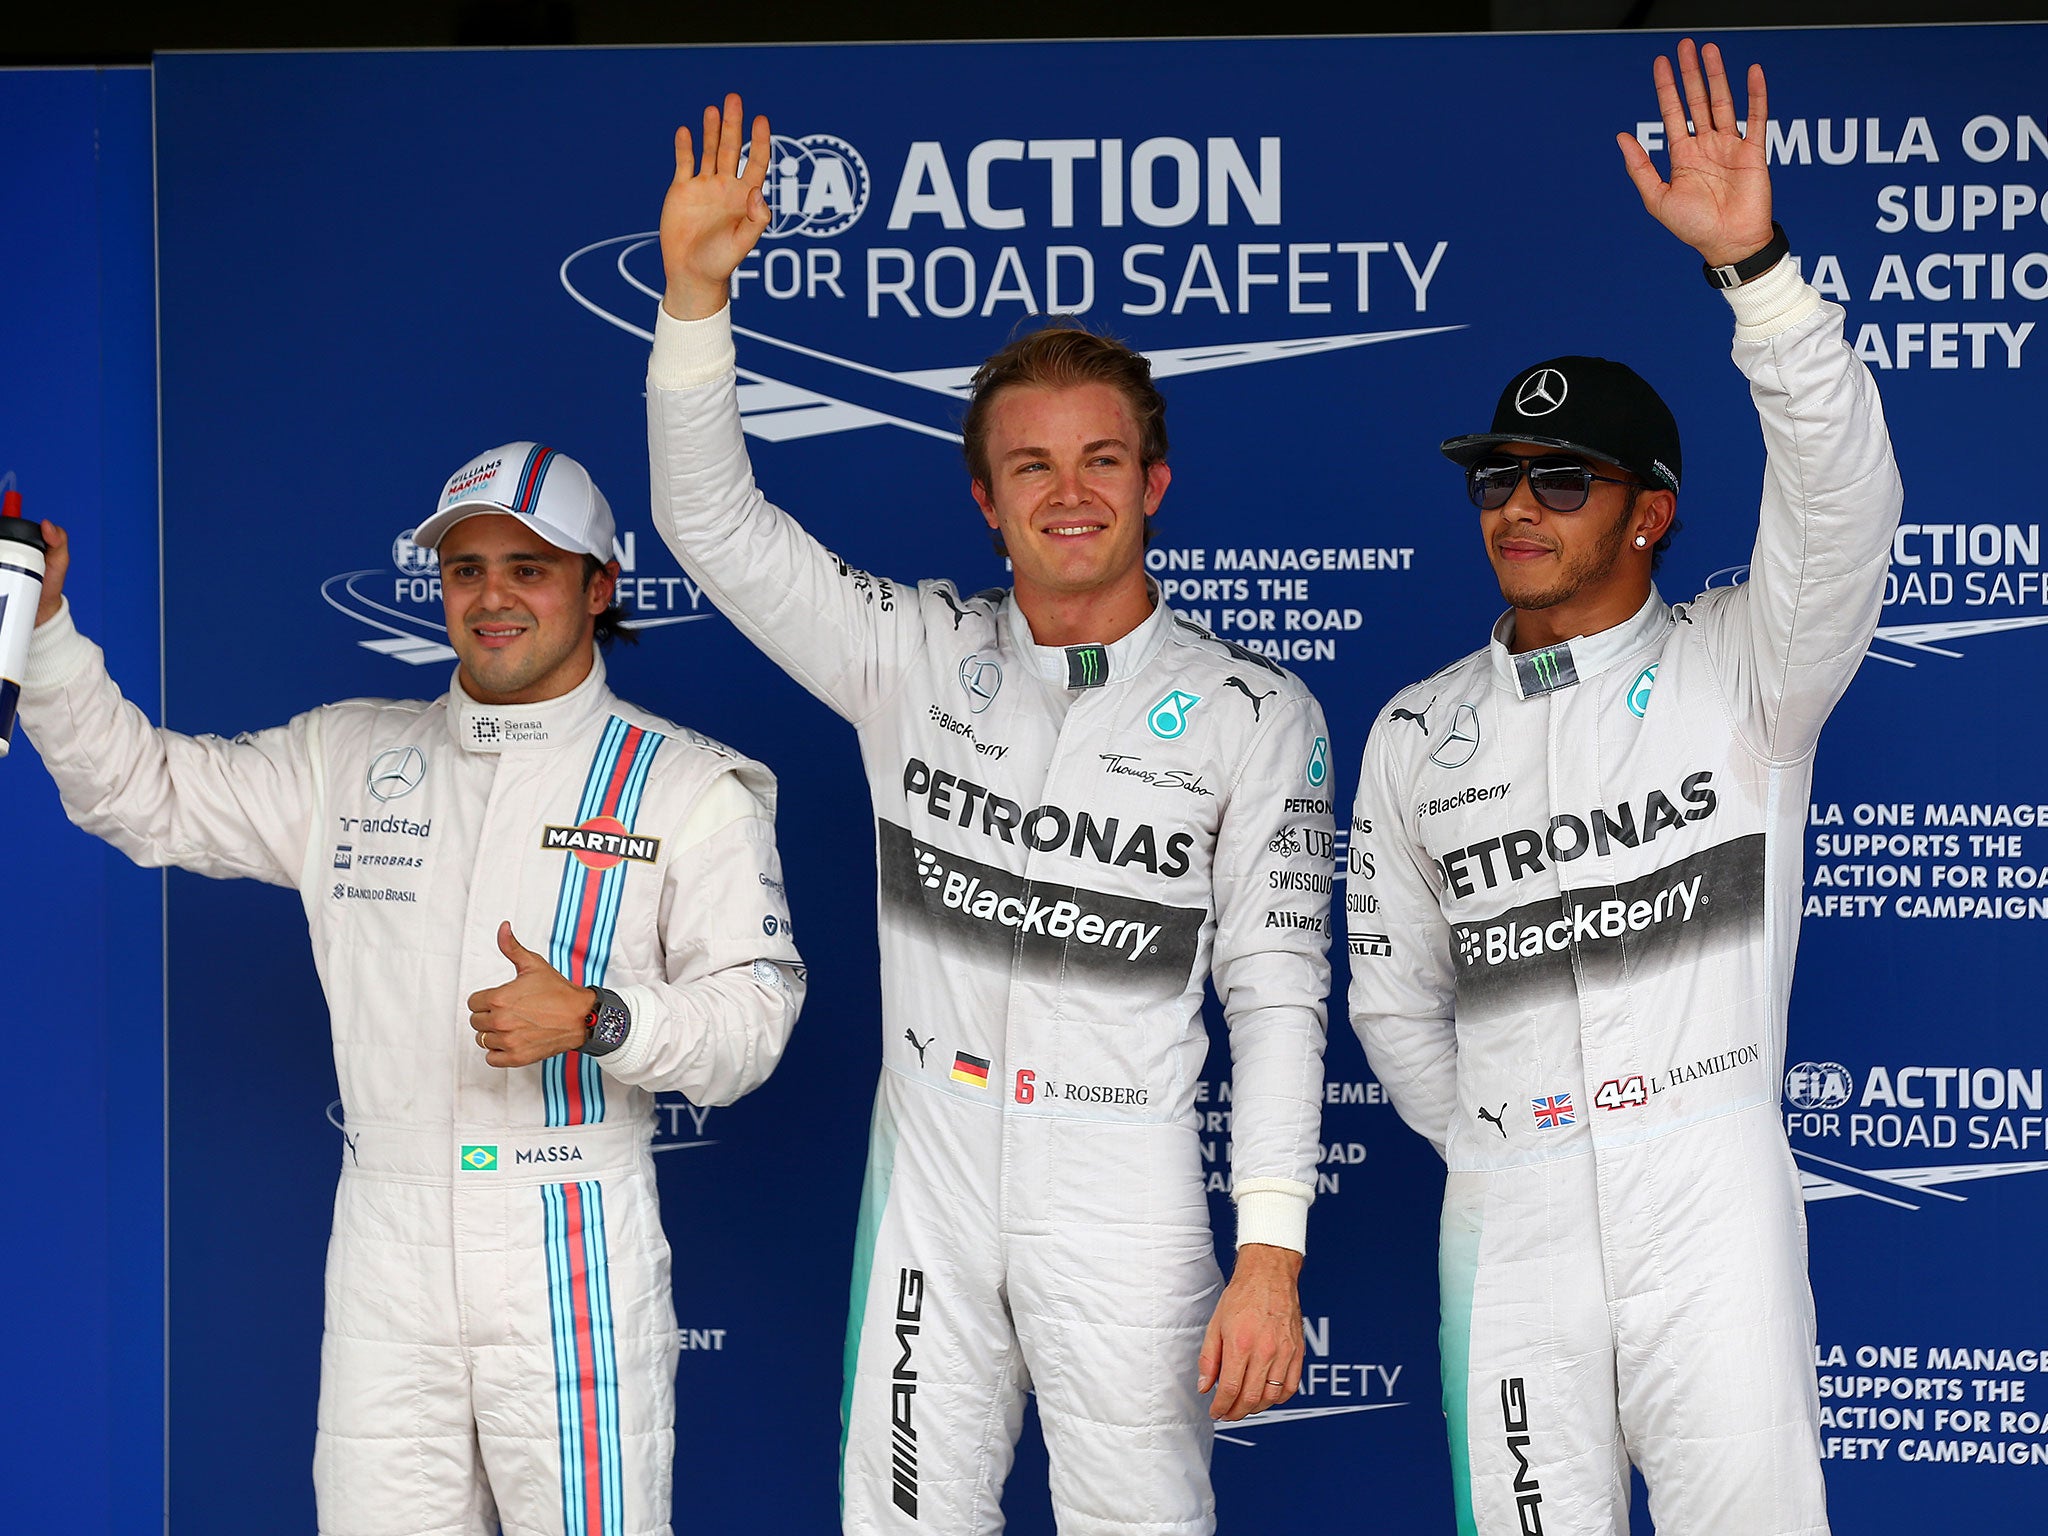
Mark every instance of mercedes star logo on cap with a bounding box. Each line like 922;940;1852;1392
1515;368;1568;417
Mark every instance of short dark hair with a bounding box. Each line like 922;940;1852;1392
580;554;637;650
961;320;1169;487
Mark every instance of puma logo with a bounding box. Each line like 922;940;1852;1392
937;589;972;630
905;1030;932;1067
1224;676;1277;720
1391;696;1437;735
1477;1103;1508;1138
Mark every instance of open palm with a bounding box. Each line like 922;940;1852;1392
660;93;772;320
1618;39;1774;269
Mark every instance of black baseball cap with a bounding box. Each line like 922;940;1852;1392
1440;356;1682;494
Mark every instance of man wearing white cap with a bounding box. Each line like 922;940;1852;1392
20;443;806;1536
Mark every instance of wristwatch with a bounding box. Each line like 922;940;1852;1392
1703;222;1789;289
580;987;632;1057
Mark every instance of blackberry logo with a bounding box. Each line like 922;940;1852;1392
917;848;944;890
1458;928;1481;964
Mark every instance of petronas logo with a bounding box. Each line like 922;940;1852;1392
1147;689;1202;740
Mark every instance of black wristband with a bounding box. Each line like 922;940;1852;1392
1703;222;1789;290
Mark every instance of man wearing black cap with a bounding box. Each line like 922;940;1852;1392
1346;39;1900;1535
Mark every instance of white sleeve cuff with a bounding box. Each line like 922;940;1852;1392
1233;1181;1312;1253
649;304;737;391
1723;254;1822;342
24;598;97;690
599;982;664;1079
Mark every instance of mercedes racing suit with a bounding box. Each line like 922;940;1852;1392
647;306;1333;1535
1347;260;1901;1535
22;615;804;1536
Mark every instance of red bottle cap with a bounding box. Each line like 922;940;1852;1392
0;490;20;518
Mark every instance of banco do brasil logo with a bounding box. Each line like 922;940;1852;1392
741;134;870;238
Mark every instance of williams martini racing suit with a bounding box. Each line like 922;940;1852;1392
22;618;804;1536
647;306;1334;1535
1348;260;1901;1535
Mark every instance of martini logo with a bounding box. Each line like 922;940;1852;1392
459;1144;498;1171
741;133;871;238
1148;689;1202;739
542;816;662;869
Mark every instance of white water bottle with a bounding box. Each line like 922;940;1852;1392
0;488;48;757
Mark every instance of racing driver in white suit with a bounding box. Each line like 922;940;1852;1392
1347;42;1902;1535
19;445;805;1536
646;97;1334;1535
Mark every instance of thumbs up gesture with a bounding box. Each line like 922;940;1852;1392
467;921;598;1068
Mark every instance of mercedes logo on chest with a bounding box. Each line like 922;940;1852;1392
1515;368;1568;417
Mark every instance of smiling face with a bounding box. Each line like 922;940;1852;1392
970;381;1170;625
437;513;615;704
1480;441;1645;613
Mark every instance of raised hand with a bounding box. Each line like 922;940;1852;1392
660;93;772;322
1617;39;1774;269
467;921;597;1068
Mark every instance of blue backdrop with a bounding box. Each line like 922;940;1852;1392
0;64;161;1534
12;21;2048;1533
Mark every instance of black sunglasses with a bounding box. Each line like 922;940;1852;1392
1466;452;1637;513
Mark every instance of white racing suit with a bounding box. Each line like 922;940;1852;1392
1347;262;1901;1535
22;617;805;1536
646;306;1334;1535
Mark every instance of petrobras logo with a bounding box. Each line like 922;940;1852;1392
740;133;871;238
1784;1059;2048;1210
321;526;714;668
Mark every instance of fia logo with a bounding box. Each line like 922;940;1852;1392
1147;689;1202;740
1785;1061;1854;1111
740;134;871;238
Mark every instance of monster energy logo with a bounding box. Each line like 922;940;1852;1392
1066;644;1109;690
1515;644;1580;697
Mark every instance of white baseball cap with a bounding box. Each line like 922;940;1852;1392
413;442;616;561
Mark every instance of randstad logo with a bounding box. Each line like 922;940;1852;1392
460;1145;498;1172
742;133;870;238
1148;690;1202;740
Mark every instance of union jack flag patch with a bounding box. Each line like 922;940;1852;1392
1532;1093;1575;1130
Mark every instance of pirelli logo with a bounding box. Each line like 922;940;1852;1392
542;815;661;871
